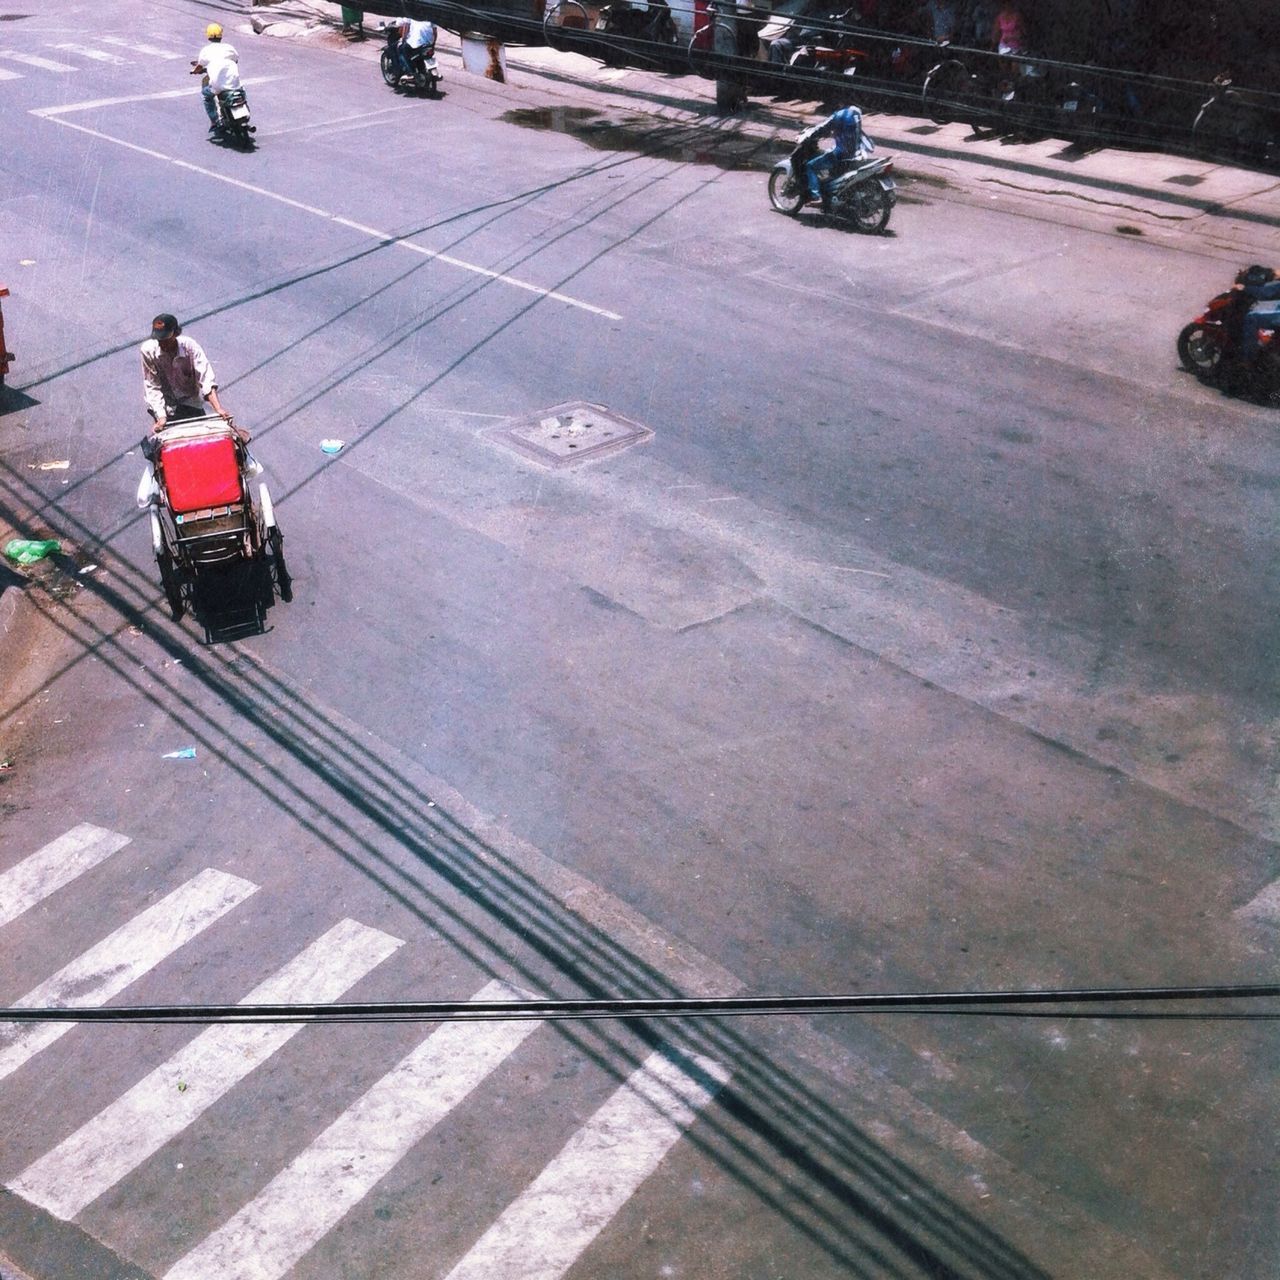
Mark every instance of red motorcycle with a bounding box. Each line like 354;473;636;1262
1178;271;1280;399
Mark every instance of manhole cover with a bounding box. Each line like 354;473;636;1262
490;401;653;469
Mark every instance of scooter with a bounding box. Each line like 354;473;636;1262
768;123;897;234
380;25;441;95
214;87;255;147
783;9;868;76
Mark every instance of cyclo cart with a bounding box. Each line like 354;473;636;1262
146;415;291;624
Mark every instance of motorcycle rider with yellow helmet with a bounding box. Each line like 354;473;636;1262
191;22;242;133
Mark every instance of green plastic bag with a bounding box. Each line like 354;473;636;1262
4;538;61;565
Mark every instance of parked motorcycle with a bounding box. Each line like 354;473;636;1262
596;1;677;45
380;24;441;95
1178;272;1280;399
214;87;255;147
782;9;867;76
768;123;897;233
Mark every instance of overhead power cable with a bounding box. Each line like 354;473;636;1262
4;983;1278;1026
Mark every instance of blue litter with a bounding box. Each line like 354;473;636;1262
162;747;198;759
320;439;345;455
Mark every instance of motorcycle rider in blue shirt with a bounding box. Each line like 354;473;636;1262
806;104;873;206
1236;265;1280;364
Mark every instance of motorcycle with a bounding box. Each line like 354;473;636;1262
214;87;255;147
1178;271;1280;399
380;25;441;95
778;9;867;76
768;123;897;234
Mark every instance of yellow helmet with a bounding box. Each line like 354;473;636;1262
205;22;223;39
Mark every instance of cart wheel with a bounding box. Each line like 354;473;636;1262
157;549;185;621
543;0;590;51
269;527;292;603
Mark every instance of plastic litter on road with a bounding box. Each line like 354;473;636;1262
320;439;346;455
29;460;70;471
4;538;61;565
162;747;198;760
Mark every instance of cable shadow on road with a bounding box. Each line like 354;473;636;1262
0;459;1052;1280
10;112;745;564
0;119;748;738
0;116;1058;1278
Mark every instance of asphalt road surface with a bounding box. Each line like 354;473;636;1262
1;2;1278;1278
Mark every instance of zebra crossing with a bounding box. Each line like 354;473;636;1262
0;34;189;83
0;824;727;1278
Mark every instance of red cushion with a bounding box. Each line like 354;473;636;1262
160;437;243;513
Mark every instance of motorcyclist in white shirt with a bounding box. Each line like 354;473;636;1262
191;22;242;133
395;18;437;78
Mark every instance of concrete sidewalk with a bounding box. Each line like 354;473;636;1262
248;0;1280;256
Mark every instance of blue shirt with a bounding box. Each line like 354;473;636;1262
819;106;869;157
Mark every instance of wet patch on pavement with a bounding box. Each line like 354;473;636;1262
500;106;768;170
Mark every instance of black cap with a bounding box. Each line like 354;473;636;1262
150;313;181;341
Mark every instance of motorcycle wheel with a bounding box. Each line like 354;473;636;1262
922;58;969;125
380;50;400;87
1177;323;1223;378
768;168;805;216
848;183;891;234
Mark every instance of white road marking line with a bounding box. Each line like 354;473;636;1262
0;51;75;72
31;78;281;118
443;1052;729;1280
0;823;131;928
0;869;258;1083
30;116;621;320
99;36;184;59
10;918;403;1222
258;103;416;139
0;68;23;81
54;44;126;64
162;979;540;1280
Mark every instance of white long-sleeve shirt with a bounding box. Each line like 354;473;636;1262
141;335;216;420
198;41;241;92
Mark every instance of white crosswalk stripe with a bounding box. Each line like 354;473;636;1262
0;868;258;1082
54;44;128;64
10;919;403;1222
0;50;75;72
99;36;184;60
162;979;542;1280
1;829;726;1276
0;823;131;928
444;1052;730;1280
